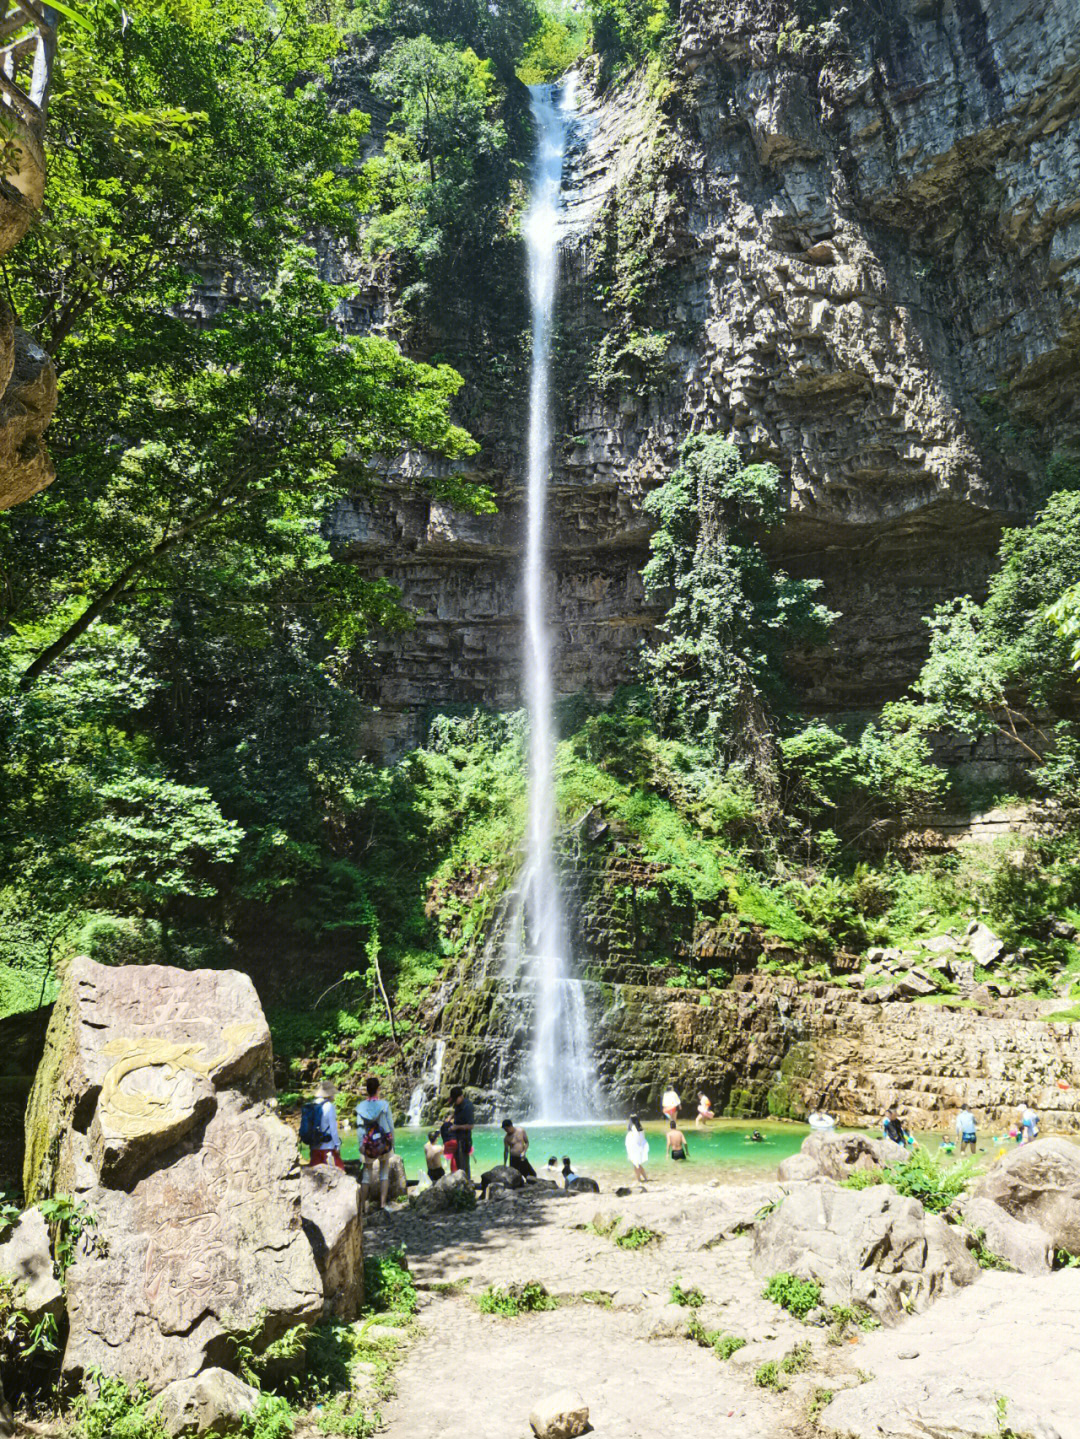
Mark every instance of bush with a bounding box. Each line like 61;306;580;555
762;1272;821;1319
882;1150;978;1214
613;1225;661;1250
362;1247;417;1316
670;1278;703;1308
477;1281;558;1316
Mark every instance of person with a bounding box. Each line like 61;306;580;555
543;1155;562;1184
501;1118;537;1179
747;1130;765;1144
301;1081;344;1168
561;1156;577;1184
883;1109;908;1146
625;1114;649;1185
439;1116;459;1172
450;1086;475;1184
356;1075;395;1209
955;1107;977;1155
666;1118;688;1161
695;1092;714;1128
1019;1105;1039;1143
424;1130;446;1183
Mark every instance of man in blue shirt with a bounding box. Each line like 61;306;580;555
309;1081;344;1168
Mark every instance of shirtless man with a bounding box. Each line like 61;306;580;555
666;1118;689;1161
424;1130;445;1183
501;1117;537;1179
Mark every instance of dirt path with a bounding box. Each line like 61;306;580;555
364;1182;862;1438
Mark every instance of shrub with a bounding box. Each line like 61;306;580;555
686;1315;746;1359
614;1225;661;1250
754;1360;784;1390
72;1373;169;1439
477;1282;558;1316
882;1150;978;1214
762;1272;821;1319
670;1279;703;1308
362;1247;417;1316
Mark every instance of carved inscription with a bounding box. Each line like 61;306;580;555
99;1024;259;1138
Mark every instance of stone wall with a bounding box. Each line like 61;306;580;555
339;0;1080;749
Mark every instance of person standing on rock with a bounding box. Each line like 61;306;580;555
450;1086;475;1184
302;1081;344;1168
502;1118;537;1179
955;1107;978;1155
356;1075;396;1209
625;1114;649;1186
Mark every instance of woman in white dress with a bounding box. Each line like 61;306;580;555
626;1114;649;1185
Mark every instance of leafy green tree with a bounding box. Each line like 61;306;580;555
586;0;674;78
380;0;540;80
517;4;588;83
641;434;835;770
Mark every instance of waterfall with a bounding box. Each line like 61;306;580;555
405;1037;446;1128
509;76;597;1124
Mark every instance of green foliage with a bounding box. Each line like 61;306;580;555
641;434;835;768
362;1247;418;1316
881;1150;978;1214
37;1195;103;1279
827;1304;880;1344
586;0;675;79
241;1396;296;1439
517;3;587;81
670;1278;704;1308
72;1372;169;1439
476;1281;558;1315
614;1225;661;1250
969;1229;1012;1272
840;1169;886;1192
686;1315;746;1359
780;1341;813;1374
762;1272;821;1319
754;1359;784;1391
807;1388;835;1424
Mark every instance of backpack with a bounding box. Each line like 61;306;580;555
299;1101;332;1149
360;1111;392;1160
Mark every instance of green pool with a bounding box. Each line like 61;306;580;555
333;1118;814;1184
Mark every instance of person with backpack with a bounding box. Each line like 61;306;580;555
300;1081;343;1168
356;1075;396;1209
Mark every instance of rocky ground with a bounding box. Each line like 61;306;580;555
355;1171;1080;1439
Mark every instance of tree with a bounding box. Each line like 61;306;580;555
380;0;540;81
640;433;835;770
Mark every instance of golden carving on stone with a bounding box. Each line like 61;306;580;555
98;1024;259;1137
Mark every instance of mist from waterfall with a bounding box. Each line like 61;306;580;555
509;76;597;1124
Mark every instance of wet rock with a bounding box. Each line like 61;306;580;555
529;1390;590;1439
480;1165;524;1197
973;1138;1080;1255
752;1180;978;1323
23;957;322;1392
301;1165;363;1320
0;1206;63;1324
955;1195;1053;1276
154;1368;260;1437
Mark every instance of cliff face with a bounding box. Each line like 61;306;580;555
342;0;1080;747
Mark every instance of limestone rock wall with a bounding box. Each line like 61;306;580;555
342;0;1080;747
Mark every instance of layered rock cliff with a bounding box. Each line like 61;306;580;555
339;0;1080;747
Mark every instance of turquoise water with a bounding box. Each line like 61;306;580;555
335;1119;812;1183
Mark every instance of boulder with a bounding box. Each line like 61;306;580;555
955;1195;1053;1276
23;958;322;1392
973;1137;1080;1255
361;1153;407;1204
480;1164;525;1197
751;1180;979;1324
411;1170;473;1215
822;1270;1080;1439
565;1176;600;1194
301;1165;364;1320
154;1368;260;1437
0;1206;63;1324
966;921;1003;967
529;1390;590;1439
776;1130;906;1183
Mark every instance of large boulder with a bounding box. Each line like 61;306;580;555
751;1180;978;1323
479;1164;524;1196
154;1368;260;1437
973;1137;1080;1255
955;1195;1053;1276
23;958;322;1392
529;1391;590;1439
822;1270;1080;1439
0;1206;63;1324
411;1170;473;1215
301;1166;364;1320
777;1130;907;1183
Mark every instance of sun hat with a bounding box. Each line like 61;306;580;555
315;1081;336;1100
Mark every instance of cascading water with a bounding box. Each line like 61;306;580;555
507;76;598;1124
